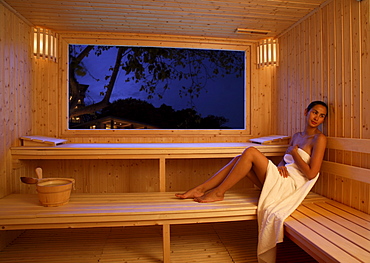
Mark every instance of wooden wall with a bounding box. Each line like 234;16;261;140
0;1;33;250
2;0;369;213
276;0;370;212
0;3;32;198
13;25;276;194
1;2;275;196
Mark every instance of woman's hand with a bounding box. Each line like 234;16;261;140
286;145;299;155
278;166;289;178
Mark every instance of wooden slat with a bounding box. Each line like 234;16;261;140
298;205;370;254
326;137;370;154
11;143;288;159
285;215;360;263
324;200;370;222
285;198;370;263
0;190;260;230
321;160;370;184
313;202;370;234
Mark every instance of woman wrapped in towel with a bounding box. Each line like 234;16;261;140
175;101;328;263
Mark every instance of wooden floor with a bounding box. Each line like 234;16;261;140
0;221;316;263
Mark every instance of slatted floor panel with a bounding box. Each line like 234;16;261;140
0;221;316;263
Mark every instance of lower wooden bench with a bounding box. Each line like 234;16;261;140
284;199;370;263
1;190;368;262
0;190;261;262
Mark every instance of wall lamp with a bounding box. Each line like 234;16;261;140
257;38;279;68
32;27;57;62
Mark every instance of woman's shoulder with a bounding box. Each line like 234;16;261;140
312;132;327;148
313;132;327;141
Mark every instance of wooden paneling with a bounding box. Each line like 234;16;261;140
3;0;327;41
277;0;369;213
18;159;160;194
16;158;254;194
0;2;32;198
312;137;370;213
31;59;59;136
2;0;369;206
277;0;369;139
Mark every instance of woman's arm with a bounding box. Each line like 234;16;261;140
290;133;327;180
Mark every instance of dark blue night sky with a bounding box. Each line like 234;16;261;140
73;46;245;129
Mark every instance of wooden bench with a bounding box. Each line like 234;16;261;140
0;190;326;262
2;189;367;262
284;137;370;263
285;199;370;263
0;190;260;262
1;192;368;262
6;137;370;262
11;142;287;192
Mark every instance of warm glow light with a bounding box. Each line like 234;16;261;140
257;38;278;68
33;27;57;61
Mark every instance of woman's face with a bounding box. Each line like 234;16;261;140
305;105;327;128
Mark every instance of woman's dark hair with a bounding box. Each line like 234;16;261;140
307;101;328;113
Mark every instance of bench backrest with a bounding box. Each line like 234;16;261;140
312;137;370;214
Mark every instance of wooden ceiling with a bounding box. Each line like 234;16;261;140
4;0;328;40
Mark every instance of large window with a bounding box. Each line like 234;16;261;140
69;45;246;130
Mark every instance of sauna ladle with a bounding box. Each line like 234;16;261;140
20;167;43;184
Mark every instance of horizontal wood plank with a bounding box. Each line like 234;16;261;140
327;137;370;154
11;143;288;159
321;161;370;184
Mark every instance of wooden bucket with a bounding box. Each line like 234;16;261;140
37;178;75;207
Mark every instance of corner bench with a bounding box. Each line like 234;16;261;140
284;200;370;263
2;190;367;262
7;139;370;262
284;137;370;263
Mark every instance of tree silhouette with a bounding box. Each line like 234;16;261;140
96;98;229;129
69;45;244;120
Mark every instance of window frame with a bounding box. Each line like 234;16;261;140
61;38;252;138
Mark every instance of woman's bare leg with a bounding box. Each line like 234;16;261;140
245;169;263;189
175;155;241;199
194;147;269;203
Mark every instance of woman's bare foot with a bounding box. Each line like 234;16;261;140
193;189;224;203
175;187;205;199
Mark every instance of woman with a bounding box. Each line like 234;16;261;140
176;101;327;202
176;101;328;262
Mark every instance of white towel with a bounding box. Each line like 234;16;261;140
257;148;319;263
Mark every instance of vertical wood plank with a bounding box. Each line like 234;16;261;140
0;3;7;197
343;0;353;138
327;0;337;137
321;6;329;135
362;0;370;138
303;18;311;113
351;0;361;138
160;157;166;192
336;0;344;137
162;224;171;263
